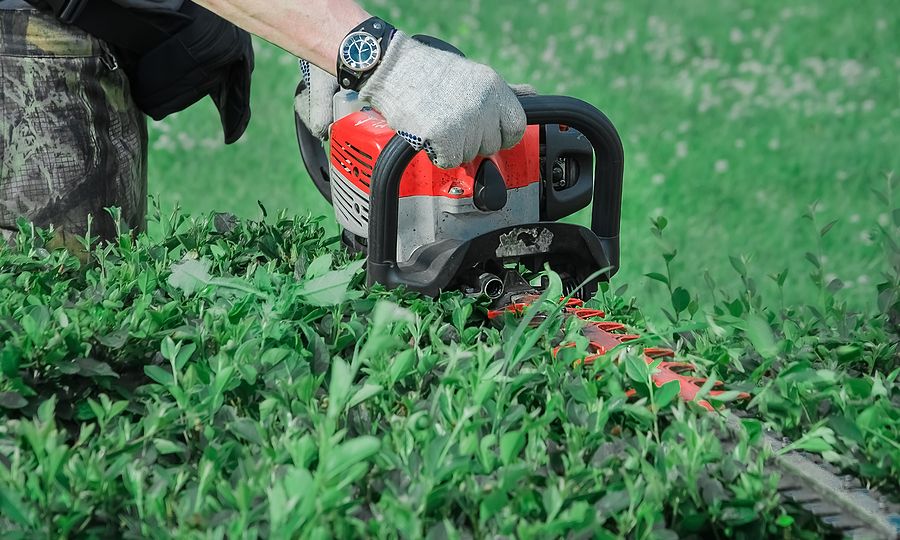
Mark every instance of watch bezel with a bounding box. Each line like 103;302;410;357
339;31;382;74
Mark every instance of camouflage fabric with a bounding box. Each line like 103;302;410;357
0;9;147;243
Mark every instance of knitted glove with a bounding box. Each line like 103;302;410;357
359;31;527;169
295;59;338;140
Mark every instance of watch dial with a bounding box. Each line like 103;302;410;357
340;32;381;72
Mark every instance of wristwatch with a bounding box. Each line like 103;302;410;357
336;16;396;91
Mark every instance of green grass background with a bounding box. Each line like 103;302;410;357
147;0;899;309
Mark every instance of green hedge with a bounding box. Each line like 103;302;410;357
0;204;897;538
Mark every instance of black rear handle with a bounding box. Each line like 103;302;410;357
367;95;624;286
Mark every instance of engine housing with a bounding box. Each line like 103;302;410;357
329;109;542;263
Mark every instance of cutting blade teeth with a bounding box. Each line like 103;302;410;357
822;515;865;531
781;489;822;504
804;502;844;517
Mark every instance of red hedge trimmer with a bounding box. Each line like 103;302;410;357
294;40;899;538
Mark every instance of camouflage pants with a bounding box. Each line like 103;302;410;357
0;9;147;243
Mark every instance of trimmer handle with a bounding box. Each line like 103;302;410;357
367;95;625;287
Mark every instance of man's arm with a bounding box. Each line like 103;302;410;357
192;0;369;74
195;0;527;169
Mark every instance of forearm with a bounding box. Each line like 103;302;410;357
192;0;370;74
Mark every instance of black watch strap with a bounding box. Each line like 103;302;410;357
336;16;395;91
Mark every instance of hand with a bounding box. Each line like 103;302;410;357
295;59;339;140
359;32;527;169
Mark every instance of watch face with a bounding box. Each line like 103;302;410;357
340;32;381;72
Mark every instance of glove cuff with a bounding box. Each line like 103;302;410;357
357;31;418;108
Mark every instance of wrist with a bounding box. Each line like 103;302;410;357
335;16;396;91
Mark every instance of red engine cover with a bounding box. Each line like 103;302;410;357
330;110;541;199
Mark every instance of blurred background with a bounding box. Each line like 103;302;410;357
147;0;899;310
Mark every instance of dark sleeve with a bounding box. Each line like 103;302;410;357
109;0;183;8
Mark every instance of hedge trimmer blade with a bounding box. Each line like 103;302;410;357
489;296;746;411
488;294;900;539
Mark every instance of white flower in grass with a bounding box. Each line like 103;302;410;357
768;138;780;150
730;28;744;43
177;132;196;151
878;213;890;227
876;19;887;31
735;139;746;149
153;134;175;152
859;231;873;245
714;160;729;174
836;170;849;181
862;99;876;112
675;141;688;159
849;214;860;223
840;60;864;82
651;173;666;185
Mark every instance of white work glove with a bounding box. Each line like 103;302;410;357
295;33;532;168
359;32;527;169
295;59;339;140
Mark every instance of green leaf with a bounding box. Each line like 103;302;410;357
768;268;789;287
645;272;669;285
693;371;719;403
804;252;820;269
500;430;526;465
819;219;839;237
743;314;778;360
323;436;380;478
708;390;744;402
729;255;747;276
347;384;382;409
653;380;681;408
775;514;794;527
328;358;352;417
0;486;32;527
304;253;333;279
829;415;864;446
76;358;119;378
160;336;177;361
168;258;212;295
624;353;649;384
153;438;187;455
175;342;197;371
144;365;174;386
297;259;365;306
389;349;415;383
671;287;691;313
0;391;27;409
230;418;264;445
778;426;836;455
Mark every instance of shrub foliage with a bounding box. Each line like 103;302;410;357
0;199;897;538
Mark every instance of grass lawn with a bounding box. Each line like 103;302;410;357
148;0;899;310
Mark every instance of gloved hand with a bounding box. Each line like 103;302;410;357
359;31;527;169
295;59;339;140
295;33;530;169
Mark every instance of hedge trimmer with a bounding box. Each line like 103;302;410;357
294;40;899;538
